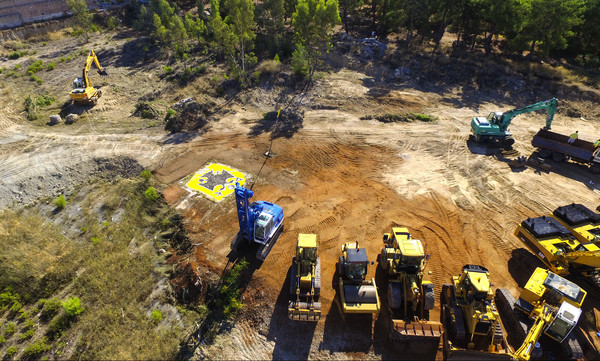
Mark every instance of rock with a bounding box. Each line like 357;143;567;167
48;114;62;125
65;113;79;124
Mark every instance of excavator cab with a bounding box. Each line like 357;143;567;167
343;248;369;281
72;77;85;92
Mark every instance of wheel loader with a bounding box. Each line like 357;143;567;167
495;267;586;360
378;227;443;344
337;242;380;315
288;233;321;321
441;265;513;360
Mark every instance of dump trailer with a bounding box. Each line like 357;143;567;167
441;265;512;360
231;185;284;261
514;210;600;293
288;233;321;321
69;50;108;105
379;227;443;344
532;128;600;174
338;242;380;314
495;267;586;360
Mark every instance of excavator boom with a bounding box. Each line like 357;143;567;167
497;98;557;132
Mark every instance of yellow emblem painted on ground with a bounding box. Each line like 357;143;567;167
186;163;246;202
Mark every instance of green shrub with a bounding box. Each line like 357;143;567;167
62;296;83;318
46;62;56;71
140;169;152;180
19;328;34;340
163;65;174;75
27;60;44;75
90;237;100;245
107;17;118;30
30;75;43;85
144;187;160;202
8;51;26;59
22;337;50;359
40;298;61;321
0;289;19;309
9;300;22;313
0;335;5;345
54;195;66;210
164;108;176;122
5;346;16;359
150;309;163;324
47;314;70;340
274;53;280;63
5;322;16;336
291;44;310;77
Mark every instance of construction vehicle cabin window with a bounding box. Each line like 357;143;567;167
346;263;366;280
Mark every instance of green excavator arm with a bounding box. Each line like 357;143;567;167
497;97;557;132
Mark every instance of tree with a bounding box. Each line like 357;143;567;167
291;0;341;76
568;0;600;66
224;0;257;72
66;0;93;42
339;0;362;34
508;0;585;56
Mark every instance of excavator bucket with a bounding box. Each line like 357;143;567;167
287;301;321;321
390;318;444;343
97;69;109;76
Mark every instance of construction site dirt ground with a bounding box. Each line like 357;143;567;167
2;28;600;360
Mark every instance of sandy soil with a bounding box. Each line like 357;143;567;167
2;27;600;360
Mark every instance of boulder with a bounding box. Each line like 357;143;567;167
65;113;79;124
48;114;61;125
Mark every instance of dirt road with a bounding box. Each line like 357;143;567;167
2;29;600;359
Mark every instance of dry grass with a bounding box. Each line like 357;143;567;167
0;176;189;360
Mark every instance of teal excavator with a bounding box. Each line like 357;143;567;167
471;98;557;147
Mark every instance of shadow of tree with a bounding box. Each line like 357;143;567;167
248;110;304;140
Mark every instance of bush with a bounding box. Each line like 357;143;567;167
8;51;26;59
291;44;310;77
40;298;61;321
30;75;43;85
164;108;176;122
163;65;174;75
27;60;44;75
5;322;16;336
150;309;163;324
46;62;56;71
140;169;152;180
0;289;19;310
144;187;160;202
62;296;83;318
4;346;16;359
22;337;50;359
54;195;66;210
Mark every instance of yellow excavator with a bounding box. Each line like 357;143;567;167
441;265;512;360
496;267;586;361
69;50;108;105
514;204;600;292
379;227;443;344
288;233;321;321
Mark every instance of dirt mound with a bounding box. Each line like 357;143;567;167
165;98;216;133
94;156;144;179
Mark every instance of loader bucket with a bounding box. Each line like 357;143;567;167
444;348;513;361
390;318;444;343
288;300;321;321
340;281;380;314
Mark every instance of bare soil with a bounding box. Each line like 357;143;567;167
2;26;600;360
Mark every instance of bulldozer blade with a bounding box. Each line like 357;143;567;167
287;300;321;321
390;319;444;343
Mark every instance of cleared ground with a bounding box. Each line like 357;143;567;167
1;26;600;360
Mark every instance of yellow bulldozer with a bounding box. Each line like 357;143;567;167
288;233;321;321
441;265;512;360
69;50;108;106
496;267;586;360
337;242;380;315
379;227;443;344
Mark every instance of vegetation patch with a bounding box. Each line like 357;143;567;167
361;113;438;123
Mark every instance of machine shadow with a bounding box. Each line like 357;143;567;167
319;297;373;354
508;248;547;288
267;265;316;360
